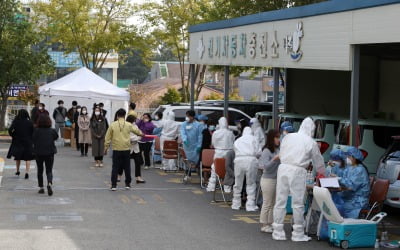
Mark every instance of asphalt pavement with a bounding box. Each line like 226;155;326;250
0;142;399;250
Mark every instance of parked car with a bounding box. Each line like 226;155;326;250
278;113;306;132
334;119;400;175
195;100;272;117
255;111;274;132
152;104;251;131
376;136;400;208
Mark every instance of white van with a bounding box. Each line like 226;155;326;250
152;104;251;130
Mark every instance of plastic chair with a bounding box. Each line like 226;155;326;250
212;158;229;203
178;147;187;171
151;137;161;165
200;149;215;188
360;178;390;219
162;140;179;171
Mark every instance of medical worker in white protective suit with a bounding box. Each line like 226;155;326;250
206;117;235;193
159;112;180;171
250;117;266;149
232;127;262;211
272;117;325;242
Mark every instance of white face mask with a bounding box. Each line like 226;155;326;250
82;111;87;115
77;109;81;113
95;112;100;116
155;116;159;121
59;104;63;107
346;158;353;166
185;117;190;122
39;107;43;110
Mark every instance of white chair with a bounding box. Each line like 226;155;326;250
313;186;386;249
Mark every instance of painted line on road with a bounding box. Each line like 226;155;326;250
11;186;198;191
4;165;36;170
152;194;166;203
119;194;131;204
231;216;258;224
192;190;204;195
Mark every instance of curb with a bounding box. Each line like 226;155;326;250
0;157;3;187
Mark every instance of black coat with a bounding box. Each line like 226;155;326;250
32;128;59;156
7;119;34;160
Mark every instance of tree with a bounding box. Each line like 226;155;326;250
119;49;151;84
159;86;182;104
0;1;54;130
138;0;212;102
33;0;149;74
203;92;223;101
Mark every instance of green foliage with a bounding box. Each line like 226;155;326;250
249;95;260;102
203;92;223;100
0;0;54;129
229;88;244;101
33;0;152;73
119;49;151;84
159;86;182;104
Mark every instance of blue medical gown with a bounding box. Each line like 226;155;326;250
180;121;203;164
339;165;370;218
331;165;346;178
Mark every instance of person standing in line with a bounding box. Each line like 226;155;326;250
78;106;91;156
126;115;146;183
32;115;58;196
128;102;137;117
98;103;107;118
7;109;34;179
34;103;49;127
67;101;78;121
104;109;143;191
259;129;281;233
137;113;155;170
272;117;325;242
31;100;40;125
53;100;67;137
180;110;203;182
90;106;107;167
231;127;262;212
73;105;81;151
250;117;266;149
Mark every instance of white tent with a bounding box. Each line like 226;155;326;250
39;67;130;123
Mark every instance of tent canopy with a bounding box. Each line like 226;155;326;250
39;67;130;101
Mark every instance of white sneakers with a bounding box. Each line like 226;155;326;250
223;185;232;193
261;225;273;233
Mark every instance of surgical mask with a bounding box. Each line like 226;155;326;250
155;116;159;121
82;111;87;115
39;107;43;110
346;158;353;166
59;104;63;107
143;118;150;122
95;112;100;116
185;117;190;122
77;109;81;113
209;125;216;131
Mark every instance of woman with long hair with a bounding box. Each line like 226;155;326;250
136;113;155;169
78;106;91;156
32;114;58;196
259;129;281;233
90;106;107;167
7;109;34;179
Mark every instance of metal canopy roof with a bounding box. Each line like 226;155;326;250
189;0;400;33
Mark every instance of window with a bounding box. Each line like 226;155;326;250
228;111;249;126
173;109;189;122
199;109;223;124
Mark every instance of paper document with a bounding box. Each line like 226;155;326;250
319;177;340;188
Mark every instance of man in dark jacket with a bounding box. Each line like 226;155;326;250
53;100;67;137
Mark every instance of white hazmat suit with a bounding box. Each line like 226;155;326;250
250;118;266;149
272;117;325;242
206;117;235;192
159;112;180;170
232;127;262;211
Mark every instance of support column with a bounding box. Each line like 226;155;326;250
190;64;195;111
224;66;230;118
350;45;360;146
273;68;280;129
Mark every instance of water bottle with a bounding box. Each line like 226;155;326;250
306;170;314;185
374;239;380;249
